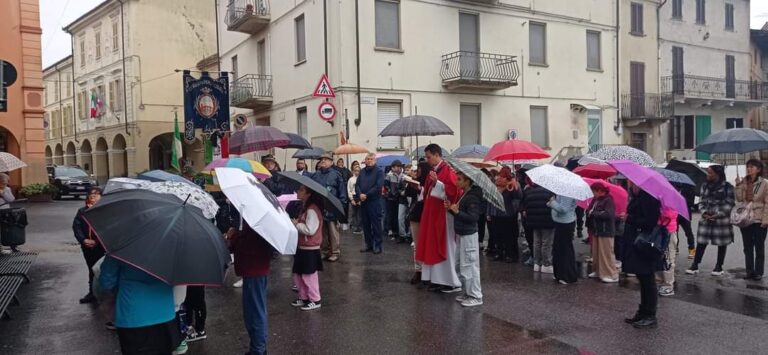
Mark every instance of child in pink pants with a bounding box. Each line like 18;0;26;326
291;185;325;311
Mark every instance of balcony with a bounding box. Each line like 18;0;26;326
225;0;270;35
661;75;768;105
441;51;519;90
230;74;272;110
620;93;674;121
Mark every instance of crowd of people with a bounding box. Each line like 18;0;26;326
66;145;768;354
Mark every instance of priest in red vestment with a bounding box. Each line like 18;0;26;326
415;144;463;291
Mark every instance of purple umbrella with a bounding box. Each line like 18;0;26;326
229;126;290;155
607;160;690;220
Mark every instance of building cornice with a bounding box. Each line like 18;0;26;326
19;25;42;35
43;55;74;74
63;0;121;34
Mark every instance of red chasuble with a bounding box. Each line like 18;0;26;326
415;161;462;265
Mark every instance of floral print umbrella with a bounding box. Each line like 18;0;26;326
578;145;655;167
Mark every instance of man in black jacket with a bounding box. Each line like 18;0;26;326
521;179;555;274
72;187;104;304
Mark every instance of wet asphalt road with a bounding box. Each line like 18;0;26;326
1;200;768;354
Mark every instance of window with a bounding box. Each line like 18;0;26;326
725;3;734;30
459;104;481;146
78;90;87;119
672;46;684;94
631;2;643;35
587;31;601;70
65;74;71;97
630;133;647;152
529;22;546;65
112;20;119;52
79;39;85;67
672;0;682;19
231;55;238;80
297;107;308;139
95;31;102;59
377;101;402;149
375;0;400;49
295;15;306;63
696;0;705;24
669;115;694;149
54;81;59;102
726;118;743;129
530;106;549;148
109;79;123;112
726;55;735;98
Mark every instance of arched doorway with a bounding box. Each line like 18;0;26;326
148;133;203;172
111;134;128;177
45;146;53;166
65;142;77;166
54;144;64;165
0;127;23;191
94;137;110;185
80;140;93;174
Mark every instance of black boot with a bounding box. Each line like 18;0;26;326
632;317;658;329
624;312;643;324
79;293;97;304
410;272;422;285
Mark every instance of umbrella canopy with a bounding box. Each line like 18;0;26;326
379;115;454;137
410;145;452;159
0;152;27;172
83;189;230;286
695;128;768;154
334;143;370;155
484;140;550;161
526;164;593;201
103;178;219;219
103;177;148;194
229;126;290;155
577;178;629;215
276;171;346;219
204;158;271;180
137;170;200;188
282;132;312;149
652;168;695;186
451;144;489;160
443;157;505;211
665;159;707;191
607;160;689;220
573;163;617;179
293;147;325;160
215;167;298;254
579;145;655;167
376;155;411;168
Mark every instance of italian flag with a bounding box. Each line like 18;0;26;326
90;91;98;118
171;112;183;172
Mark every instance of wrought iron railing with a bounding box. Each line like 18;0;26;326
661;75;768;101
225;0;270;27
620;93;673;120
230;74;272;106
441;51;519;86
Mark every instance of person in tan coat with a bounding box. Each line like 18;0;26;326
735;159;768;281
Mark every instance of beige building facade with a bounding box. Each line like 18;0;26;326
44;0;217;184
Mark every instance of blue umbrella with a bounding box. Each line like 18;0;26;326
137;170;199;188
377;155;411;168
652;167;696;186
451;144;489;160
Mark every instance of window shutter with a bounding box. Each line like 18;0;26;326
377;102;402;149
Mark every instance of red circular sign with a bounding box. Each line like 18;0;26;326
318;102;336;122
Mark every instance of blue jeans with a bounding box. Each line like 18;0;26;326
361;199;383;251
242;276;268;355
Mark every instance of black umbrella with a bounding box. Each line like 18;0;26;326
292;147;325;160
276;171;346;219
666;159;707;192
283;133;312;149
83;189;230;286
695;128;768;153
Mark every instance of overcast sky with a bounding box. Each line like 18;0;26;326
40;0;768;68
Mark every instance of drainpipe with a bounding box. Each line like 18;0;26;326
71;36;78;143
214;0;221;72
324;0;333;127
119;0;130;135
658;0;667;106
615;0;621;133
354;0;361;127
58;68;63;147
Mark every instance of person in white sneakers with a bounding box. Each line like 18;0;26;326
446;172;484;307
521;178;556;274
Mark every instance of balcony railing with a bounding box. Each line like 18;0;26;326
225;0;270;35
661;75;768;101
230;74;272;110
620;93;673;120
441;51;519;90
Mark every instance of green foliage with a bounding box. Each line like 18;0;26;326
20;183;57;196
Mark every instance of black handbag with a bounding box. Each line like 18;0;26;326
633;225;670;259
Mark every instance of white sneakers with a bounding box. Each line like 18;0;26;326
233;279;243;288
540;266;554;274
601;277;619;283
588;272;599;278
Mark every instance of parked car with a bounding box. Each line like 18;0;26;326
46;165;96;200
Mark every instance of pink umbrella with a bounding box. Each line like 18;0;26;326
607;160;690;220
484;139;550;161
578;178;628;215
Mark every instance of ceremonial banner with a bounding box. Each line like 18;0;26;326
183;70;230;141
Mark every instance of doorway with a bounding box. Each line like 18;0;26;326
459;12;479;79
695;115;711;161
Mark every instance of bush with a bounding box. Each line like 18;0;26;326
19;183;57;196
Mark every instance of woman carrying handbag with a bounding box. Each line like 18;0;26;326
734;159;768;281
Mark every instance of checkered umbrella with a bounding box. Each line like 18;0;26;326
444;157;505;212
0;152;27;172
229;126;290;155
578;145;655;167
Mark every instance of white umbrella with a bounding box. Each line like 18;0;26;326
526;164;593;201
104;178;219;219
0;152;27;172
215;167;298;255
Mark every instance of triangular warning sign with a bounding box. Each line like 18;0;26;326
313;74;335;98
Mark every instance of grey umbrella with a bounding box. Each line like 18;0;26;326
451;144;489;160
380;115;454;159
276;171;346;219
652;167;696;186
443;157;505;212
292;147;325;160
283;133;312;149
695;128;768;154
